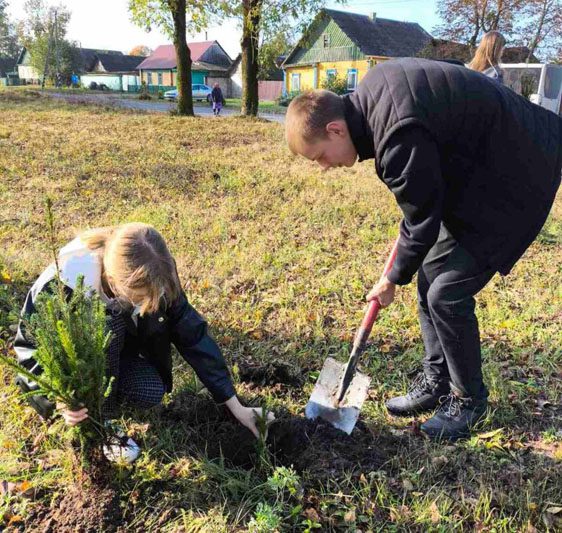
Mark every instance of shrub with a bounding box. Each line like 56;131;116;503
277;90;301;107
139;81;152;100
320;74;348;95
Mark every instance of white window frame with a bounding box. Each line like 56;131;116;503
347;68;358;90
291;73;301;92
157;72;163;85
326;68;337;81
323;34;330;48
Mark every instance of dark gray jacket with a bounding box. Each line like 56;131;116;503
343;58;562;285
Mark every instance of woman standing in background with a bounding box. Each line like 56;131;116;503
468;31;506;84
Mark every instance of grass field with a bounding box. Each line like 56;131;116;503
0;89;560;532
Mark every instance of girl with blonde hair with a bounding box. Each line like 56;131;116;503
14;222;273;462
468;31;506;83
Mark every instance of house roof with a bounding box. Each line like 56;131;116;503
324;9;431;57
502;46;539;63
137;41;216;70
0;56;17;77
284;9;432;66
96;53;145;72
76;48;123;71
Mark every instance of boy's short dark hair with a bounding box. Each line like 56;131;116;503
285;90;345;154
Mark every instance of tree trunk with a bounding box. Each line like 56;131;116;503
170;0;193;116
527;0;549;62
241;0;262;116
468;2;482;50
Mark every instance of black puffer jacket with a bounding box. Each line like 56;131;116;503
13;239;236;418
343;58;562;285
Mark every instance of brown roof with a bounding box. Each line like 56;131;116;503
137;42;215;70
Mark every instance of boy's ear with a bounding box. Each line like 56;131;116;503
325;120;346;137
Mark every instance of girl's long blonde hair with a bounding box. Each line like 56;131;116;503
468;31;506;72
80;223;181;315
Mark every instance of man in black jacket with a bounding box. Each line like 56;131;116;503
285;58;562;440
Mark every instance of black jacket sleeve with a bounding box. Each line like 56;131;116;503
379;126;444;285
168;293;236;404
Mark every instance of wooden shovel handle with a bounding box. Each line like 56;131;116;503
355;238;400;346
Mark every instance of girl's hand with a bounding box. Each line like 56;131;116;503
56;402;88;426
366;276;396;307
225;396;275;438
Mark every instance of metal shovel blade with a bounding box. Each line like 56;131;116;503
305;357;371;435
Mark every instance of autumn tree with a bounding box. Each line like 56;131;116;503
215;1;344;116
435;0;522;49
129;44;153;56
435;0;562;61
513;0;562;61
129;0;209;116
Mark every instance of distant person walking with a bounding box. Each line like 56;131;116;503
468;31;506;84
211;82;226;116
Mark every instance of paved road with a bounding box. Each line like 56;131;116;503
46;92;285;123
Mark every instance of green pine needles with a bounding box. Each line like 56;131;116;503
0;198;114;468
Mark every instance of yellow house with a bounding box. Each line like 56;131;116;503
282;9;432;93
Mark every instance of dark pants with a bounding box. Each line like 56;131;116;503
103;314;165;418
417;225;496;398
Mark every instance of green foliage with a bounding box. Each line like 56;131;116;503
19;0;77;84
258;30;293;80
248;502;283;532
267;466;301;497
0;0;20;58
0;199;113;464
277;89;300;106
128;0;210;39
254;406;271;473
320;74;348;95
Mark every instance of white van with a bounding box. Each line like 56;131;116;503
500;63;562;116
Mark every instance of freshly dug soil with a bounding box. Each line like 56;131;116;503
25;483;122;533
237;360;305;387
160;393;389;477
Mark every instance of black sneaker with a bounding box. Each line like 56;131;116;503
385;372;450;417
420;391;488;441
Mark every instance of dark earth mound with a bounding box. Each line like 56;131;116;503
26;483;122;533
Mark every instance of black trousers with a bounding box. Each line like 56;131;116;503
417;225;496;398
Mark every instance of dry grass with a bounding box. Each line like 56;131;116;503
0;90;561;531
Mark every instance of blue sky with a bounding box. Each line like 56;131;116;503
8;0;441;58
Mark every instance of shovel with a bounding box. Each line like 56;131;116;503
305;239;400;434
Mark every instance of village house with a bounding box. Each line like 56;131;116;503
15;46;130;85
136;41;238;96
80;53;145;91
282;9;432;93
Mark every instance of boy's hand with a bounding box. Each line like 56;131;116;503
366;276;396;307
57;402;88;427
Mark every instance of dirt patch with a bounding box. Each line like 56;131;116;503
158;393;390;477
237;360;305;387
25;482;122;533
268;416;388;478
